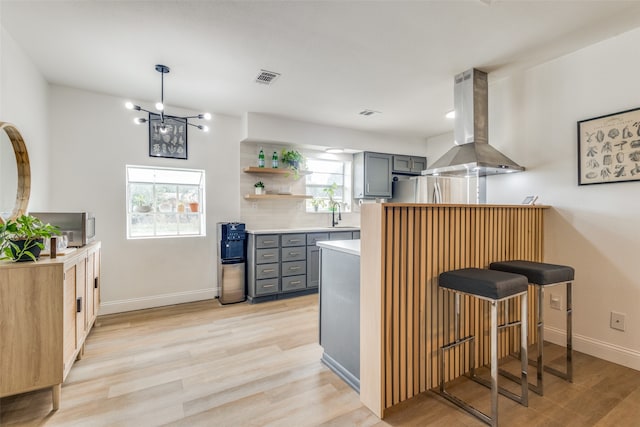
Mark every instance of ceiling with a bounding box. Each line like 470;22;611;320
3;1;640;139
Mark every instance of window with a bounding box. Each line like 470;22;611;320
305;158;352;213
126;165;205;239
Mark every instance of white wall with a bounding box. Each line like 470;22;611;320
0;26;50;210
48;85;241;314
435;28;640;370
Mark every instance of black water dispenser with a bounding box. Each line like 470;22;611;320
217;222;246;304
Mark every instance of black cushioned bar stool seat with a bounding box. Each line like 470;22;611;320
489;260;575;395
435;268;529;427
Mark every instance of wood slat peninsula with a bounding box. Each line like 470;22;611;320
359;204;548;417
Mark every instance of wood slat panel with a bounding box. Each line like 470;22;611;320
372;204;546;415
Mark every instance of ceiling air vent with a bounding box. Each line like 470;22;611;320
359;109;380;116
255;69;281;85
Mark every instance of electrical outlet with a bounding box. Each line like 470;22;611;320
610;311;626;332
550;294;561;310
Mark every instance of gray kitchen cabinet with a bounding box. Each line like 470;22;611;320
353;152;392;199
392;155;427;175
248;230;357;302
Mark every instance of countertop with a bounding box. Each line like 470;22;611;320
317;239;361;256
246;226;360;234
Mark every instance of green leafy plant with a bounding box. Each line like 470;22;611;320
254;181;265;188
310;198;326;211
0;214;61;262
323;183;340;212
280;149;305;179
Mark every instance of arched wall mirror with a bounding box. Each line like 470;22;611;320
0;122;31;225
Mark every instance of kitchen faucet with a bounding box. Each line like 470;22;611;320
331;202;342;227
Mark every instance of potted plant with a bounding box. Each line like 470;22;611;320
323;183;340;211
310;198;325;212
280;149;305;179
0;214;61;262
132;193;152;213
254;181;265;195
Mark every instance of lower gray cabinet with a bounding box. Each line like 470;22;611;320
307;246;320;288
247;230;359;303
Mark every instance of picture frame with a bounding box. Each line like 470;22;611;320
577;107;640;185
148;113;188;160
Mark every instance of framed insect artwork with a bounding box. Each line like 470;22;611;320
578;107;640;185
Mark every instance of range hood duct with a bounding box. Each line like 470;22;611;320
422;69;524;177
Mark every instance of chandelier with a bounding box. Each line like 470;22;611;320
125;64;211;133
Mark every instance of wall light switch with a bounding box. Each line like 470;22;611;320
611;311;626;332
550;294;561;310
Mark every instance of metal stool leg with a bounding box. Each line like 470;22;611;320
490;300;498;427
544;281;573;382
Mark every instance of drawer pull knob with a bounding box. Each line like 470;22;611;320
288;252;298;256
289;266;300;270
76;297;82;313
263;284;275;288
290;281;301;285
263;254;275;258
288;239;301;243
263;240;275;244
263;269;275;273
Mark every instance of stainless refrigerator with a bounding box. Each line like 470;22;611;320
390;175;481;204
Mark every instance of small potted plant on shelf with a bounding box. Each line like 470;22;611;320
310;198;325;212
280;149;305;179
254;181;265;195
0;214;61;262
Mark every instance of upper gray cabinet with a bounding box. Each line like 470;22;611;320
392;155;427;175
353;152;392;199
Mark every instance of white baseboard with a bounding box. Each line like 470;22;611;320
545;326;640;371
98;288;217;315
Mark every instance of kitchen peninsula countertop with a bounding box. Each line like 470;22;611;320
246;226;360;234
316;239;360;256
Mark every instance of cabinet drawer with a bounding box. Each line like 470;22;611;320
282;260;306;277
281;233;305;247
256;248;279;264
255;263;279;280
307;232;329;246
256;278;279;296
330;231;353;240
281;247;306;262
282;275;306;292
256;235;279;249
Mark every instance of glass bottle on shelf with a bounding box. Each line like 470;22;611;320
258;147;265;168
272;151;278;168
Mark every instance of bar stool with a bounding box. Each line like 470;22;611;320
436;268;529;427
489;260;575;395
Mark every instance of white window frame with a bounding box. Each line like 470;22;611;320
126;165;206;239
304;157;352;213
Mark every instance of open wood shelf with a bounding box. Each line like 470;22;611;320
243;167;311;175
244;194;312;200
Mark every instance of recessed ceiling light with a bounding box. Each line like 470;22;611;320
325;148;344;154
446;110;455;119
359;109;380;116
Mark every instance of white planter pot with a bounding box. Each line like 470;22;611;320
255;187;264;195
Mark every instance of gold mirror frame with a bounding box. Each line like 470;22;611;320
0;122;31;225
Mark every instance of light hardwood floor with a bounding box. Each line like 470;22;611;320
1;294;639;426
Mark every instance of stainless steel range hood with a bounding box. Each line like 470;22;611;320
422;69;524;177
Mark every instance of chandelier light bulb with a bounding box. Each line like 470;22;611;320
203;113;212;120
133;117;147;125
202;125;209;132
125;101;134;110
155;102;164;111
